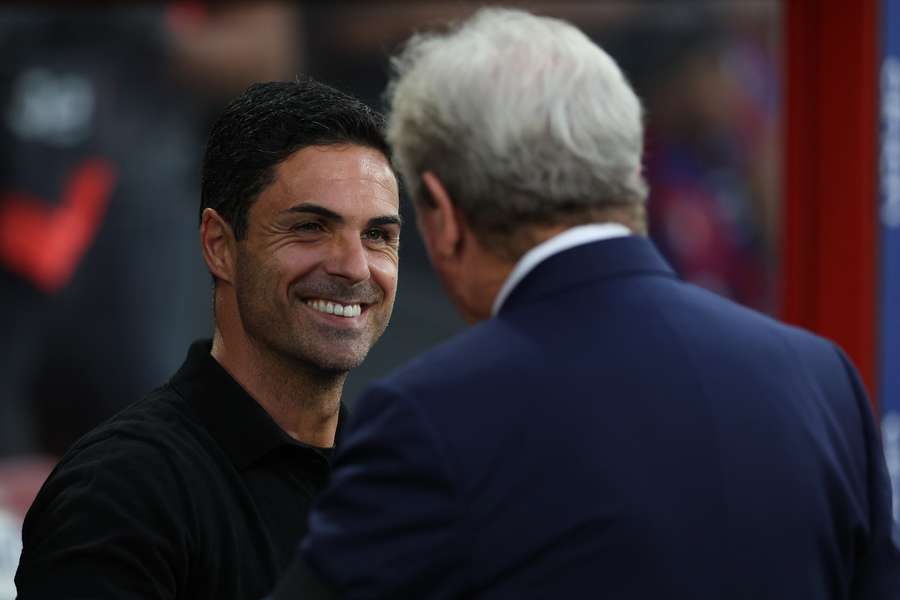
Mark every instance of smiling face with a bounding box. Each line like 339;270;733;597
233;144;400;373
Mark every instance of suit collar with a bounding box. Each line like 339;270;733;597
497;236;677;315
492;223;631;315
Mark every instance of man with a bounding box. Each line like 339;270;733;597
275;8;900;599
16;79;401;599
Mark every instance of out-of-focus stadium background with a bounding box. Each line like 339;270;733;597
0;1;896;596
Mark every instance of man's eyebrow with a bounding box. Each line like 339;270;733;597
283;203;402;228
368;215;403;228
284;203;343;222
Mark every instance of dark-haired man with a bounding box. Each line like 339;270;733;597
15;79;400;600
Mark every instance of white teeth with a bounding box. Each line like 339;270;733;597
305;299;362;318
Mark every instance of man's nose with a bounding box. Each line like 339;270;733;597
323;234;371;282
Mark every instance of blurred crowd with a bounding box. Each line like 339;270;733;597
0;1;780;595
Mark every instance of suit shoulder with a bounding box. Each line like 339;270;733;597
380;317;530;392
728;298;844;363
678;281;840;352
681;284;860;393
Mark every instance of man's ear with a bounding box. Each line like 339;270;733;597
419;172;465;260
200;208;237;285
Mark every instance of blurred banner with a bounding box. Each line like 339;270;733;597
881;0;900;523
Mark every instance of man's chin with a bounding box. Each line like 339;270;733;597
308;360;358;376
272;330;378;374
300;348;369;375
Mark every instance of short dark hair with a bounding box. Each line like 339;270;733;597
200;79;390;239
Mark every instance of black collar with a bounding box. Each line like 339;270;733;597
169;340;344;470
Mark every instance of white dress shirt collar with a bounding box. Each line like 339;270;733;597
491;223;631;316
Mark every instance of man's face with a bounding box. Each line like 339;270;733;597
233;144;400;373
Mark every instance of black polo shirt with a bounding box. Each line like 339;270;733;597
16;340;340;600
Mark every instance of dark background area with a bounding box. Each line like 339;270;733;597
0;0;780;457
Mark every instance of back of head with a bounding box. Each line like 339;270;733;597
201;79;389;241
386;8;647;259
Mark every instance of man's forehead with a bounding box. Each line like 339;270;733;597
277;144;396;184
273;177;400;216
258;145;399;216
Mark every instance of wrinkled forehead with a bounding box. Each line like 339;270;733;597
258;144;400;221
282;144;395;189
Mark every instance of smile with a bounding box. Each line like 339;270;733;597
304;298;363;318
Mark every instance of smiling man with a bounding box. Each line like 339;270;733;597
15;80;400;600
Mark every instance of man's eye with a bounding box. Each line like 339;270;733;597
292;222;324;233
362;227;397;244
363;228;391;243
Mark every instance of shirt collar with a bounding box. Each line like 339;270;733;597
170;340;342;470
491;223;631;315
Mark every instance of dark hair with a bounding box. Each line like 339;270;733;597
200;79;390;239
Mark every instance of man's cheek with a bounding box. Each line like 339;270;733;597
370;259;399;293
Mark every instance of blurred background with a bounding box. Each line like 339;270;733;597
0;1;783;452
4;0;892;596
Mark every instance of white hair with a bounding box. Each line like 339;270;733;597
386;8;648;248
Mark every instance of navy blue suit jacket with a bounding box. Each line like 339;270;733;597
280;237;900;599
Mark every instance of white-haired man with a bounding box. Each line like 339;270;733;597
273;8;900;599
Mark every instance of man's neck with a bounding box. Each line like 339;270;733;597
210;329;343;448
457;224;573;322
460;259;512;323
